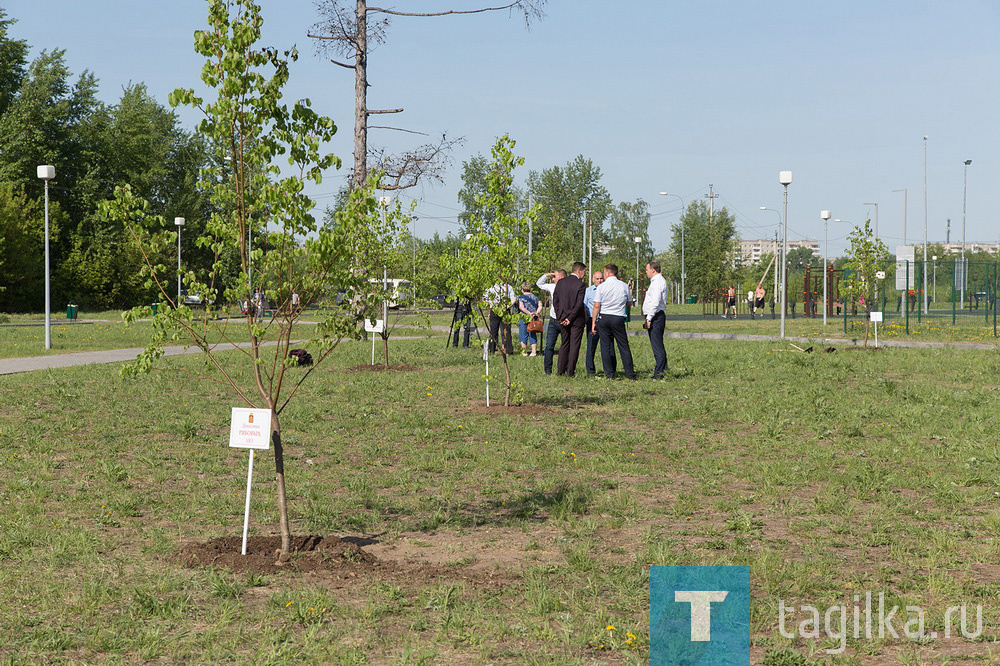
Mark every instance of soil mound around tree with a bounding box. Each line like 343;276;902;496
175;535;376;575
459;403;553;416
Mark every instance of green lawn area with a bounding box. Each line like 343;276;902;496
1;336;997;663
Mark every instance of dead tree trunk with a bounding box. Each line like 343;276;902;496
352;0;367;190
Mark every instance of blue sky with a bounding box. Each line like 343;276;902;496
6;0;998;255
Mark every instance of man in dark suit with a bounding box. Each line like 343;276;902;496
552;262;587;377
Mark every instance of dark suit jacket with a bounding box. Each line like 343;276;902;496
553;274;586;325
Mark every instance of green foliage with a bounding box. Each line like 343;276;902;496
666;199;738;297
841;219;890;344
603;200;654;283
446;134;536;405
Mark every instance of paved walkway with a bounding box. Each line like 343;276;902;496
0;329;994;376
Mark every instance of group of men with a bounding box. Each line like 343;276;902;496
526;260;669;380
723;283;767;319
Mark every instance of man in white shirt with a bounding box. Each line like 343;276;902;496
583;270;604;376
483;282;516;355
536;270;565;374
591;264;636;380
642;261;668;379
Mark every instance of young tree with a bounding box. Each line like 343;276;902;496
841;219;890;346
101;0;371;557
309;0;545;191
603;200;653;283
445;134;535;406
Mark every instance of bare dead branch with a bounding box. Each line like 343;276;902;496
370;134;464;191
369;125;429;136
329;58;355;69
368;108;403;114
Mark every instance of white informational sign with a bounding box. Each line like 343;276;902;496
955;257;968;290
895;246;915;290
364;318;385;333
870;311;883;322
229;408;272;450
875;271;886;280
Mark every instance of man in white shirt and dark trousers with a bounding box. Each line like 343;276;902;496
643;261;668;379
536;270;565;375
591;264;636;380
484;282;516;355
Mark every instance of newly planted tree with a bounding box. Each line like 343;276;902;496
445;134;535;406
841;219;890;346
101;0;376;556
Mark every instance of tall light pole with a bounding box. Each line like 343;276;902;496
863;202;879;240
962;159;972;307
659;192;685;303
411;215;418;306
821;210;831;326
175;217;185;304
779;171;793;338
581;209;591;265
923;135;929;313
892;188;908;323
37;165;55;349
760;206;782;303
634;235;642;289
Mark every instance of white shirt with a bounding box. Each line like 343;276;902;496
642;273;667;320
483;283;516;310
536;273;557;319
593;275;633;317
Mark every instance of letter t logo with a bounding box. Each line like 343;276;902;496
674;591;729;641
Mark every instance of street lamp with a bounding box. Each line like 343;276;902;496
759;206;782;303
659;192;685;304
779;171;793;338
821;211;831;325
923;135;928;314
863;202;879;240
37;165;55;350
634;236;642;294
962;159;972;307
932;255;938;304
174;217;186;305
411;215;418;306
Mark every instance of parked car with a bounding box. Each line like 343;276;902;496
180;290;212;306
429;294;456;309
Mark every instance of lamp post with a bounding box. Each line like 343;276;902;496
759;206;782;303
892;188;908;323
923;135;928;313
779;171;793;338
634;235;642;291
37;165;55;349
175;217;185;305
863;202;879;240
821;211;831;325
581;209;592;265
659;192;685;304
411;215;418;306
962;159;972;307
932;255;938;304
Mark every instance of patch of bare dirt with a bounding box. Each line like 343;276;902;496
348;363;419;372
175;535;375;575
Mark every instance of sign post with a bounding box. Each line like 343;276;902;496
482;342;490;407
364;318;384;365
870;311;883;348
229;408;272;555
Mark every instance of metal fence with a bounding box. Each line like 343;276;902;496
781;260;999;336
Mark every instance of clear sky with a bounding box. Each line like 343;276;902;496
6;0;998;256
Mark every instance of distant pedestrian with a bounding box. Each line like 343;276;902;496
724;285;737;319
592;264;636;380
537;270;565;374
584;270;604;376
516;284;542;356
642;261;668;379
484;282;516;355
754;284;766;320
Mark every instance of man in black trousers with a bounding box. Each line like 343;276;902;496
642;261;668;379
592;263;636;380
552;262;587;377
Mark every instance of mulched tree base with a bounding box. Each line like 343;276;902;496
348;364;419;372
175;535;375;575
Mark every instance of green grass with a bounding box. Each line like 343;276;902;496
0;335;999;662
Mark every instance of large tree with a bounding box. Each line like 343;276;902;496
309;0;545;191
603;200;653;283
665;200;738;297
524;155;612;271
